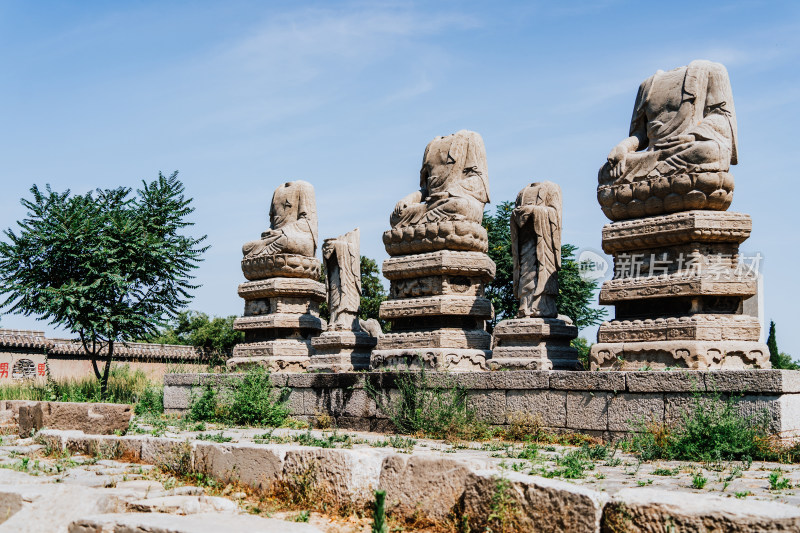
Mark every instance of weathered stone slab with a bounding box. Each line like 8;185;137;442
605;488;800;532
705;369;800;393
466;390;506;424
626;370;705;392
506;390;567;427
550;371;625;391
462;470;606;533
69;513;323;533
566;392;609;431
18;402;133;437
608;393;664;432
382;250;495;281
303;388;376;418
140;437;193;472
192;442;283;489
379;295;493;319
379;454;472;521
600;210;752;253
284;447;383;504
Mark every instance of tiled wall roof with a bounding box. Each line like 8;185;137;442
0;329;203;361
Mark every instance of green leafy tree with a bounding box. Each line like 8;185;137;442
767;320;799;370
146;310;243;365
483;201;516;327
359;256;388;331
0;172;207;398
482;202;606;330
767;320;779;363
320;255;389;332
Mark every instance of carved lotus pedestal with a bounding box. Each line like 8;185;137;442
589;210;769;370
228;254;326;372
370;242;496;371
309;331;376;372
490;316;579;370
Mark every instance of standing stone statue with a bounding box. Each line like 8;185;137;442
323;228;362;331
310;228;378;372
590;60;769;370
512;182;562;318
491;181;578;371
229;181;326;372
373;130;496;371
598;60;737;221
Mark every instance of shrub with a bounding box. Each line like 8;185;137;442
187;366;290;427
365;368;487;441
228;366;289;426
134;384;164;416
627;391;771;463
188;383;222;422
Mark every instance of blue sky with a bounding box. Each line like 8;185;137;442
1;1;798;357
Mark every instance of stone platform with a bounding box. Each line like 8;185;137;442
490;316;580;370
590;210;769;370
164;370;800;439
230;268;327;372
371;250;495;371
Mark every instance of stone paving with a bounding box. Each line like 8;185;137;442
4;420;800;531
128;421;800;508
0;432;327;532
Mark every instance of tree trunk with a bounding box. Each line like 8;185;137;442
91;357;102;381
100;340;114;400
89;337;102;380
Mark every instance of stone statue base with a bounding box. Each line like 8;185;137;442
589;210;769;370
228;266;326;372
371;347;489;371
382;220;488;255
490;316;579;370
370;250;495;372
308;331;376;372
591;339;769;370
597;172;734;221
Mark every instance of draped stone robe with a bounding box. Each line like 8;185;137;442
242;180;318;258
512;182;562;318
323;228;361;331
391;130;490;227
599;60;737;185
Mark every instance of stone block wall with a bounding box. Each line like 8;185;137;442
164;369;800;439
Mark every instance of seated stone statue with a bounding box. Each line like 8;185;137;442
391;130;489;228
599;60;737;186
512;182;562;318
243;180;318;259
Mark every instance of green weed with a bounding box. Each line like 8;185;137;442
651;467;679;476
769;469;791;491
196;432;233;443
691;472;708;489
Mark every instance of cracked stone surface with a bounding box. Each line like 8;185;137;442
0;433;324;532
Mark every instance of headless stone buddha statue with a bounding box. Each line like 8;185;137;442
323;228;361;332
512;182;562;318
599;60;737;186
242;180;318;259
390;130;489;228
